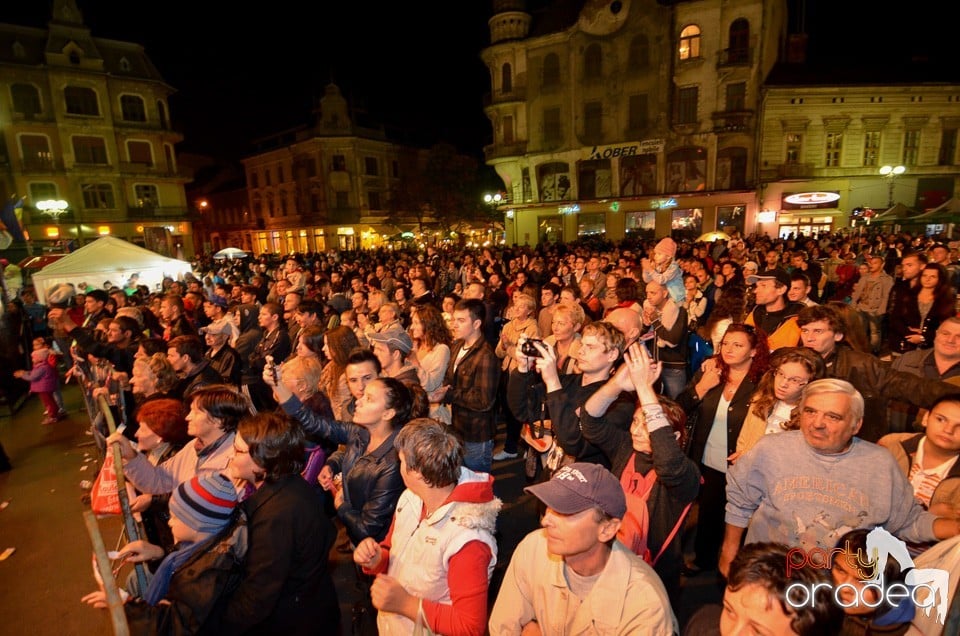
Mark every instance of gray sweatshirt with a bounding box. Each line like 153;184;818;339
726;430;936;548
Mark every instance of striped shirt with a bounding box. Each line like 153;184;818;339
907;437;959;507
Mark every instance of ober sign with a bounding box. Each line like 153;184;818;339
588;139;663;160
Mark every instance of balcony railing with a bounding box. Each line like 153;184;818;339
484;140;528;161
717;47;753;67
711;110;755;133
482;86;527;106
778;163;815;179
119;161;156;174
21;157;59;173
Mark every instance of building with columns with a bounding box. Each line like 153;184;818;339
0;0;193;258
481;0;960;245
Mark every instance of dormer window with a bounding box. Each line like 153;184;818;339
69;51;80;65
12;41;25;58
119;56;131;72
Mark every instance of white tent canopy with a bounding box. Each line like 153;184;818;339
31;236;194;304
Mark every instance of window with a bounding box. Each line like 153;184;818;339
584;43;602;79
666;147;706;193
120;95;146;122
134;184;159;208
81;183;115;209
542;53;561;87
29;182;57;202
250;172;259;188
335;191;349;208
364;157;379;176
863;132;881;167
628;35;649;70
717;205;746;235
119;57;131;72
903;130;920;165
578;159;611;200
671;208;703;242
332;155;346;171
628;94;648;131
72;136;108;164
676;86;699;124
625;211;656;239
127;140;153;165
20;134;52;168
786;133;803;163
825;132;843;167
503;115;515;144
583;102;602;142
679;25;701;60
537;162;571;201
727;19;750;62
64;86;99;116
543;107;562;144
368;191;382;210
717;147;748;190
11;83;41;117
577;213;606;238
620;154;657;196
939;129;958;166
501;63;512;93
725;83;747;112
157;100;168;128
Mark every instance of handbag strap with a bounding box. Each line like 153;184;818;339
649;475;704;567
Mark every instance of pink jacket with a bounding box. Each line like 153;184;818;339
22;349;59;393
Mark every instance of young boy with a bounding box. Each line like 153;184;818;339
879;393;960;520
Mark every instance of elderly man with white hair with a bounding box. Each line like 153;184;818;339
719;378;960;577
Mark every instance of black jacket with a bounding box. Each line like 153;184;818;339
218;475;340;634
678;366;759;465
281;395;403;544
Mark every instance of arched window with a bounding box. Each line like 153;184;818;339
717;147;748;190
727;18;750;64
584;43;602;79
501;63;512;93
628;35;649;70
157;100;168;129
64;86;99;116
666;146;707;193
542;53;560;87
679;25;701;60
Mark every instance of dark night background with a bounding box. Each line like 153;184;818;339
1;1;951;161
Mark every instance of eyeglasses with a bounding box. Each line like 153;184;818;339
774;370;808;388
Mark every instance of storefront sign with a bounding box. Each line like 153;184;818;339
559;204;580;215
649;198;678;210
782;191;841;210
588;139;663;160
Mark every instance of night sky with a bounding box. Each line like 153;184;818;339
1;1;949;163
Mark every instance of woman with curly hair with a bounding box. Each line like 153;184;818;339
130;352;179;401
408;303;453;424
677;323;770;575
732;347;825;462
320;325;360;421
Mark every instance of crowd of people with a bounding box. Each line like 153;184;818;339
2;227;960;634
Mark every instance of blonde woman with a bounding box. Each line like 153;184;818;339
544;302;585;376
495;293;540;373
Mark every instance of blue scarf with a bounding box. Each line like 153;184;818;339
142;540;205;606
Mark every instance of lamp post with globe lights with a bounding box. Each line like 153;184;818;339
879;165;906;208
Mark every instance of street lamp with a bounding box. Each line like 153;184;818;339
35;199;73;247
879;165;905;208
483;193;503;205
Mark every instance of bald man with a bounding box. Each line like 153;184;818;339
605;307;642;347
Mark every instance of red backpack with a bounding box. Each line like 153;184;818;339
618;453;694;567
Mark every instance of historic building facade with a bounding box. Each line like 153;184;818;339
240;83;432;254
481;0;960;245
0;0;192;257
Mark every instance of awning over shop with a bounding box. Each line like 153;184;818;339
910;197;960;223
